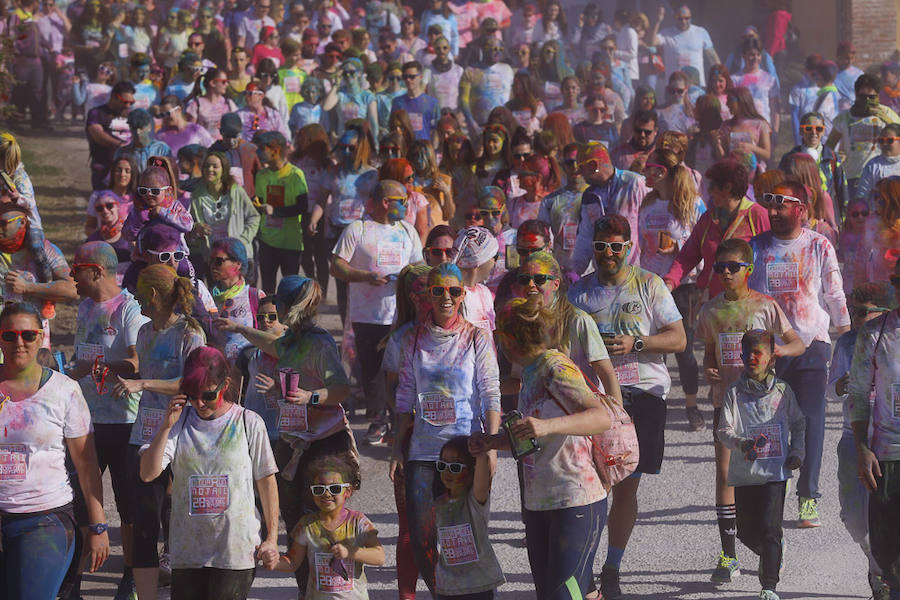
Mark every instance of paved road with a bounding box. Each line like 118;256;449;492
78;291;870;600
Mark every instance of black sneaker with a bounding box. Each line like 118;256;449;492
365;422;389;446
686;405;705;431
599;565;623;600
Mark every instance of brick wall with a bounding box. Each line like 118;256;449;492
841;0;900;67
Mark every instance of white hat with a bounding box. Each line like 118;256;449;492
453;226;499;269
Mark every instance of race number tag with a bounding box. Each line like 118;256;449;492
266;184;285;207
0;444;27;482
284;76;301;94
76;343;105;362
611;354;640;385
562;219;577;250
718;333;744;367
338;199;363;222
419;392;456;426
278;402;309;433
747;424;784;459
376;241;403;268
766;262;800;294
408;112;424;133
438;523;479;565
140;407;166;443
893;383;900;418
315;552;354;592
189;474;229;515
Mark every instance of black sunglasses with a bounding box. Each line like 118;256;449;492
426;247;459;258
516;247;542;257
430;285;464;298
712;261;751;274
210;256;235;266
517;273;557;286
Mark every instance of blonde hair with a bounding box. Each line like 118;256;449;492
0;132;22;175
496;295;551;354
642;148;698;227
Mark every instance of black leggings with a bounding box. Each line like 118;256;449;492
300;213;331;294
171;567;255;600
671;283;701;396
258;239;302;294
129;445;172;568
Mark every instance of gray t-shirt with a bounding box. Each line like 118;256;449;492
435;489;505;595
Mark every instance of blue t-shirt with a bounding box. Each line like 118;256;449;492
391;93;441;141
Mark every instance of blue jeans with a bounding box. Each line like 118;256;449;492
404;460;446;594
523;498;607;599
1;509;76;600
775;341;830;499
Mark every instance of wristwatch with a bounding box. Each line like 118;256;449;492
88;523;108;535
633;337;645;353
309;391;321;406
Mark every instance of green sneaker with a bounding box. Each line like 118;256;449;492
759;590;780;600
798;497;820;528
710;551;740;583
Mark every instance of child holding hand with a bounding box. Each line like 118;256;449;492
264;454;384;599
716;329;806;600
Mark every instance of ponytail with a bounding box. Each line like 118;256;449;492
670;163;698;228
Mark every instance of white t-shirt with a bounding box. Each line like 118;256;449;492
568;266;683;399
75;289;149;424
637;197;706;278
463;284;495;331
658;25;714;86
333;218;423;325
0;371;93;513
146;404;278;569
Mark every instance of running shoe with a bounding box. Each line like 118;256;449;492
710;551;740;583
599;565;623;600
797;497;821;528
686;405;705;431
870;572;891;600
365;422;389;446
113;572;137;600
158;552;172;587
759;590;780;600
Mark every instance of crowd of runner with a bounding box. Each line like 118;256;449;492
1;0;900;599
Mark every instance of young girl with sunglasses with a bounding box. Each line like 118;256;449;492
207;238;263;361
433;436;505;599
265;454;385;598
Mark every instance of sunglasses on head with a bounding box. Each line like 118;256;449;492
426;247;459;258
430;285;464;298
517;273;557;286
310;483;351;496
761;192;802;207
256;312;278;322
799;124;825;134
479;209;502;218
593;240;630;253
712;261;751;274
0;329;40;343
436;460;467;474
137;185;172;197
148;250;188;263
209;256;234;266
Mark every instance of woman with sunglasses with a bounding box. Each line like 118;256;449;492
189;151;259;277
478;294;610;599
856;123;900;205
252;26;284;70
184;68;239;139
658;71;696;135
206;238;263;361
217;274;357;594
236;295;285;442
393;262;501;594
322;57;380;144
236;79;290;142
777;112;848;216
423;225;457;267
139;346;279;600
0;301;111;599
255;58;289;122
84;154;136;237
86;191;132;281
113;264;206;600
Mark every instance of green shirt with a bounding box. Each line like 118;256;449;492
255;162;308;250
278;65;307;111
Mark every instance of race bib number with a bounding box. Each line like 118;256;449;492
338;198;363;222
189;474;229;515
278;402;309;433
611;354;640;385
315;552;354;592
562;219;577;251
438;523;479;566
718;332;744;367
376;241;403;268
408;112;424;133
419;392;457;426
284;76;301;94
266;184;285;208
140;407;165;443
341;104;359;122
118;42;129;59
766;262;799;294
0;444;27;482
893;383;900;418
76;343;105;362
747;424;784;459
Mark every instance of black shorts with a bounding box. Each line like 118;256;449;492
623;389;667;475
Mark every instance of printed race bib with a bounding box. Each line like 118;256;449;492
438;523;479;566
284;76;301;94
611;354;640;385
338;199;364;223
562;219;577;251
0;444;27;482
315;552;354;592
140;407;165;443
766;262;800;294
341;104;359;122
747;424;784;459
419;392;457;426
76;343;105;362
189;474;229;515
278;402;309;433
376;241;403;268
408;112;424;133
266;184;285;207
893;383;900;418
718;332;744;367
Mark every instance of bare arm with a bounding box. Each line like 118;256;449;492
87;123;125;148
330;256;385;284
214;319;282;357
591;358;622;404
66;433;110;572
255;473;280;560
775;328;805;358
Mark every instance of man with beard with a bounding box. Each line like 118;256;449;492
568;214;686;600
426;35;464;114
571;143;648;273
459;35;514;136
611;108;659;173
749;180;850;528
114;109;173;172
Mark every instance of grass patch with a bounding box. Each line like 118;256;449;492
20;146;63;177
